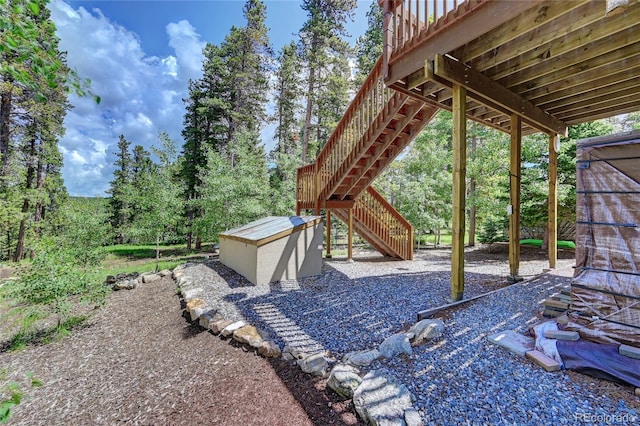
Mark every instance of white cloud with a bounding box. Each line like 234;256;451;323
49;0;205;196
166;20;205;82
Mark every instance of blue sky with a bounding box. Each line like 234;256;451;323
49;0;371;196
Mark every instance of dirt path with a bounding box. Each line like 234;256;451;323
0;277;360;425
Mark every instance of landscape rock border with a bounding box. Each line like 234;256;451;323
172;262;445;425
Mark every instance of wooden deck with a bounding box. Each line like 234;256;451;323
383;0;640;135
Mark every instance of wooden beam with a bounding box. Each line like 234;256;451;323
545;77;640;114
509;115;522;279
406;62;429;91
451;84;466;302
548;134;558;269
386;1;542;86
471;1;604;79
455;1;590;63
323;200;355;209
565;103;640;125
513;32;640;99
434;55;567;136
326;210;332;259
503;3;640;85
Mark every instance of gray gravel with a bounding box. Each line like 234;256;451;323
178;245;640;425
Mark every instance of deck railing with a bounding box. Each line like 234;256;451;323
354;186;414;260
315;56;395;202
296;163;317;212
381;0;476;73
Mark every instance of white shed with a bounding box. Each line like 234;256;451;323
219;216;323;285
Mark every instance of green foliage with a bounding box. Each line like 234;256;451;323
0;369;41;423
478;216;507;244
354;1;382;86
298;0;356;161
53;196;111;264
10;237;107;330
128;134;184;269
194;128;270;240
376;111;454;245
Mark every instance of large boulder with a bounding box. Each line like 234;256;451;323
233;325;264;348
343;349;380;367
408;319;444;345
353;369;416;425
327;364;362;399
379;333;412;359
297;353;329;377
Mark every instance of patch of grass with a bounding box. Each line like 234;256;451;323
101;259;191;277
102;243;217;259
100;242;217;277
2;314;90;351
417;233;470;247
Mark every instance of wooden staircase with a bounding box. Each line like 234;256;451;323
296;57;438;259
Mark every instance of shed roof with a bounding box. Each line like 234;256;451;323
219;216;322;247
577;129;640;186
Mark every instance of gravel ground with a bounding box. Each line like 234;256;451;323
180;244;640;425
180;244;574;354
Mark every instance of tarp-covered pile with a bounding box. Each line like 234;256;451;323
568;130;640;347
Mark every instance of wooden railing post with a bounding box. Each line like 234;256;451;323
451;84;467;302
326;210;332;259
347;208;354;262
509;114;522;282
548;133;559;269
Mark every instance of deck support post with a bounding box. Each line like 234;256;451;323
509;115;522;282
326;210;332;259
451;84;466;302
548;133;559;269
347;208;354;262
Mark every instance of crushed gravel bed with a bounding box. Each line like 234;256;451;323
180;245;640;425
180;245;574;354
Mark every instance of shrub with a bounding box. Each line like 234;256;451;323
478;216;507;244
10;237;107;331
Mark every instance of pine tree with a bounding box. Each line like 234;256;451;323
270;42;303;215
181;0;272;246
274;42;302;157
354;2;383;87
107;135;133;244
298;0;356;162
1;1;71;260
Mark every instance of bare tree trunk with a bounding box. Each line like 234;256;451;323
14;199;29;262
33;146;46;234
15;135;37;261
155;234;160;272
0;89;12;182
301;37;318;164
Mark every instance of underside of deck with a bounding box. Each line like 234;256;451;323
385;0;640;136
